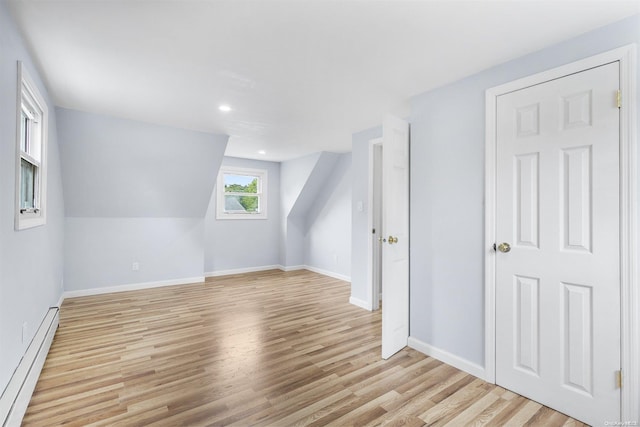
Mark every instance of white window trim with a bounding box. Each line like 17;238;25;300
15;61;48;230
216;166;268;220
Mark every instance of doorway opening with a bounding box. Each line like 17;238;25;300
368;139;383;311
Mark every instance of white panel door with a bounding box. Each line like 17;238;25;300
496;62;620;425
381;115;409;360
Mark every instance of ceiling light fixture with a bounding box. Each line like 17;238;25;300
219;105;232;112
258;150;266;155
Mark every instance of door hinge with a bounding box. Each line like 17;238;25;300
616;370;623;388
617;90;622;109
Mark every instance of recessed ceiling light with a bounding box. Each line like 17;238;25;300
258;150;266;155
219;105;232;112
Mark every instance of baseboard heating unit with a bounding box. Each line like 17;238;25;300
0;307;59;427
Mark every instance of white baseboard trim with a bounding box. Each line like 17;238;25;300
63;276;205;299
65;265;351;297
278;264;305;272
408;336;486;380
208;264;352;284
205;265;281;277
55;293;64;309
0;308;59;427
304;265;351;282
349;296;372;311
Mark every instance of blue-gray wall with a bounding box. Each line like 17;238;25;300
279;152;322;267
204;156;281;273
304;153;352;279
0;0;65;393
57;106;352;289
65;218;205;290
205;153;352;278
58;108;228;291
280;152;348;270
409;14;640;367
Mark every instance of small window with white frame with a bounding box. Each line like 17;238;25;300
216;166;267;219
15;61;48;230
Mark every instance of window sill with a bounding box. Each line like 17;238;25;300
15;215;46;230
216;213;268;220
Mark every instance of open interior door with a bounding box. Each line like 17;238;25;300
381;115;410;359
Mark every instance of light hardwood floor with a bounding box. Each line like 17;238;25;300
23;270;586;426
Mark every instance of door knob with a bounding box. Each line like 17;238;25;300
388;236;398;244
497;242;511;253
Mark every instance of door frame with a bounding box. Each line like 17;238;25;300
484;44;638;421
366;138;383;311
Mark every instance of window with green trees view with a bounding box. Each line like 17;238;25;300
216;166;267;219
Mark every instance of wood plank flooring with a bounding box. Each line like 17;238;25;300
23;270;586;426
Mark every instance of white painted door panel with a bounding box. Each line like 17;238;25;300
381;115;409;360
495;62;620;425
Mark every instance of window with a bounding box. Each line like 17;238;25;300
216;166;267;219
15;62;48;230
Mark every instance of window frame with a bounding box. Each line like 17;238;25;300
15;61;48;230
216;166;268;220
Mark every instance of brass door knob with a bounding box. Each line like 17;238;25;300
497;242;511;253
388;236;398;244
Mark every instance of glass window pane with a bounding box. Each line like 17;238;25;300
238;195;259;212
224;195;244;212
224;195;260;213
224;174;258;194
20;158;36;210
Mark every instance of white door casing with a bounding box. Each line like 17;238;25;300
381;115;410;360
366;138;383;312
495;62;620;425
372;143;383;311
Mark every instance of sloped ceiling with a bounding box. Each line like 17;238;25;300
57;108;228;218
8;0;640;161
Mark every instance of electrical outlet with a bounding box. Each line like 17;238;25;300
22;322;28;343
333;254;338;264
132;262;139;271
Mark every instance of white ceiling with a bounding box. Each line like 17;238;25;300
8;1;640;161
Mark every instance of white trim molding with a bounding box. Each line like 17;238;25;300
278;265;305;272
67;266;347;299
216;165;268;220
304;265;350;282
367;137;383;311
205;265;281;277
207;264;351;283
349;296;372;311
55;293;65;309
63;276;205;299
408;337;486;380
618;43;639;426
484;44;638;422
